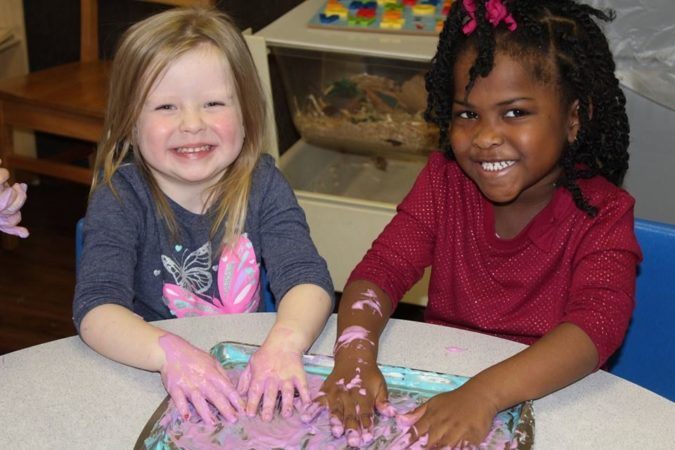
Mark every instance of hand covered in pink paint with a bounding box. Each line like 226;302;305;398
158;333;244;426
0;161;29;238
237;325;310;421
395;382;499;449
311;351;395;448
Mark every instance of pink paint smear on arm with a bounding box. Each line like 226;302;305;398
333;325;374;353
351;288;383;316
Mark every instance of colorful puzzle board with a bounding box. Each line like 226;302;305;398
309;0;454;36
136;341;534;449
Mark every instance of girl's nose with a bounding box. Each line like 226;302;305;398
179;108;205;133
473;123;503;149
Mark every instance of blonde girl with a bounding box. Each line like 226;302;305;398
74;7;333;425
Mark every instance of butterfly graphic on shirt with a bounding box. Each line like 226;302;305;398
161;241;213;294
161;234;261;317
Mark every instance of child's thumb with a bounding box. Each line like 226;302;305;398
374;386;396;417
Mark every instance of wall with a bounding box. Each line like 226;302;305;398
585;0;675;224
1;0;35;158
622;84;675;224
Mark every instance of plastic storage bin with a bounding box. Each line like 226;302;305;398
272;46;438;160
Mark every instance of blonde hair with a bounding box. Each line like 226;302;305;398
93;7;267;249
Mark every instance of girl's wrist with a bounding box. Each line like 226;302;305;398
263;322;311;354
334;343;378;365
462;373;506;415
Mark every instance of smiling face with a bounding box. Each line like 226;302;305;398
135;43;244;208
449;48;579;208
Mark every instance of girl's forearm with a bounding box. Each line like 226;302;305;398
334;280;394;362
79;303;167;371
468;322;598;411
268;284;333;353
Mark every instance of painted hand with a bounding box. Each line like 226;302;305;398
309;353;395;448
237;328;310;422
0;164;29;238
158;333;244;425
395;384;498;449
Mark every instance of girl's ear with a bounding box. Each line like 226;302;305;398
566;99;581;144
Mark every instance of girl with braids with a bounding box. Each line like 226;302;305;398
313;0;641;447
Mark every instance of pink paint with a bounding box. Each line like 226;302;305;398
396;408;424;429
346;428;360;447
387;430;413;450
0;167;29;238
351;289;383;316
409;432;429;449
237;328;309;421
329;415;344;437
158;334;242;425
387;427;430;450
346;428;361;447
345;372;362;390
299;401;325;424
446;346;467;353
333;325;374;353
151;367;518;450
361;429;374;445
358;388;367;396
377;402;398;417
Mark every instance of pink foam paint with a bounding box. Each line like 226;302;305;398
329;415;344;437
345;372;362;390
409;432;429;450
387;430;412;450
299;401;324;424
151;367;519;450
351;289;383;316
346;429;360;447
361;429;374;445
446;346;467;353
333;325;374;353
377;402;398;417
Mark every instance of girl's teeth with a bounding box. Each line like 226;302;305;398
481;160;515;172
176;145;210;154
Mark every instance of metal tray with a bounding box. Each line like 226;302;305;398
136;341;534;449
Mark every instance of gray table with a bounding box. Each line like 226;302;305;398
1;314;673;449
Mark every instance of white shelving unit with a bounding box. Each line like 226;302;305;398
248;0;442;304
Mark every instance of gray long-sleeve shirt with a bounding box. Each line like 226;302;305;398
73;154;333;331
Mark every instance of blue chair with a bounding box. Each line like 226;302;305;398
75;218;276;312
607;218;675;400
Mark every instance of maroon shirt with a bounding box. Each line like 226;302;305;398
349;152;641;366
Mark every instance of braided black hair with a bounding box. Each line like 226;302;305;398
425;0;630;216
